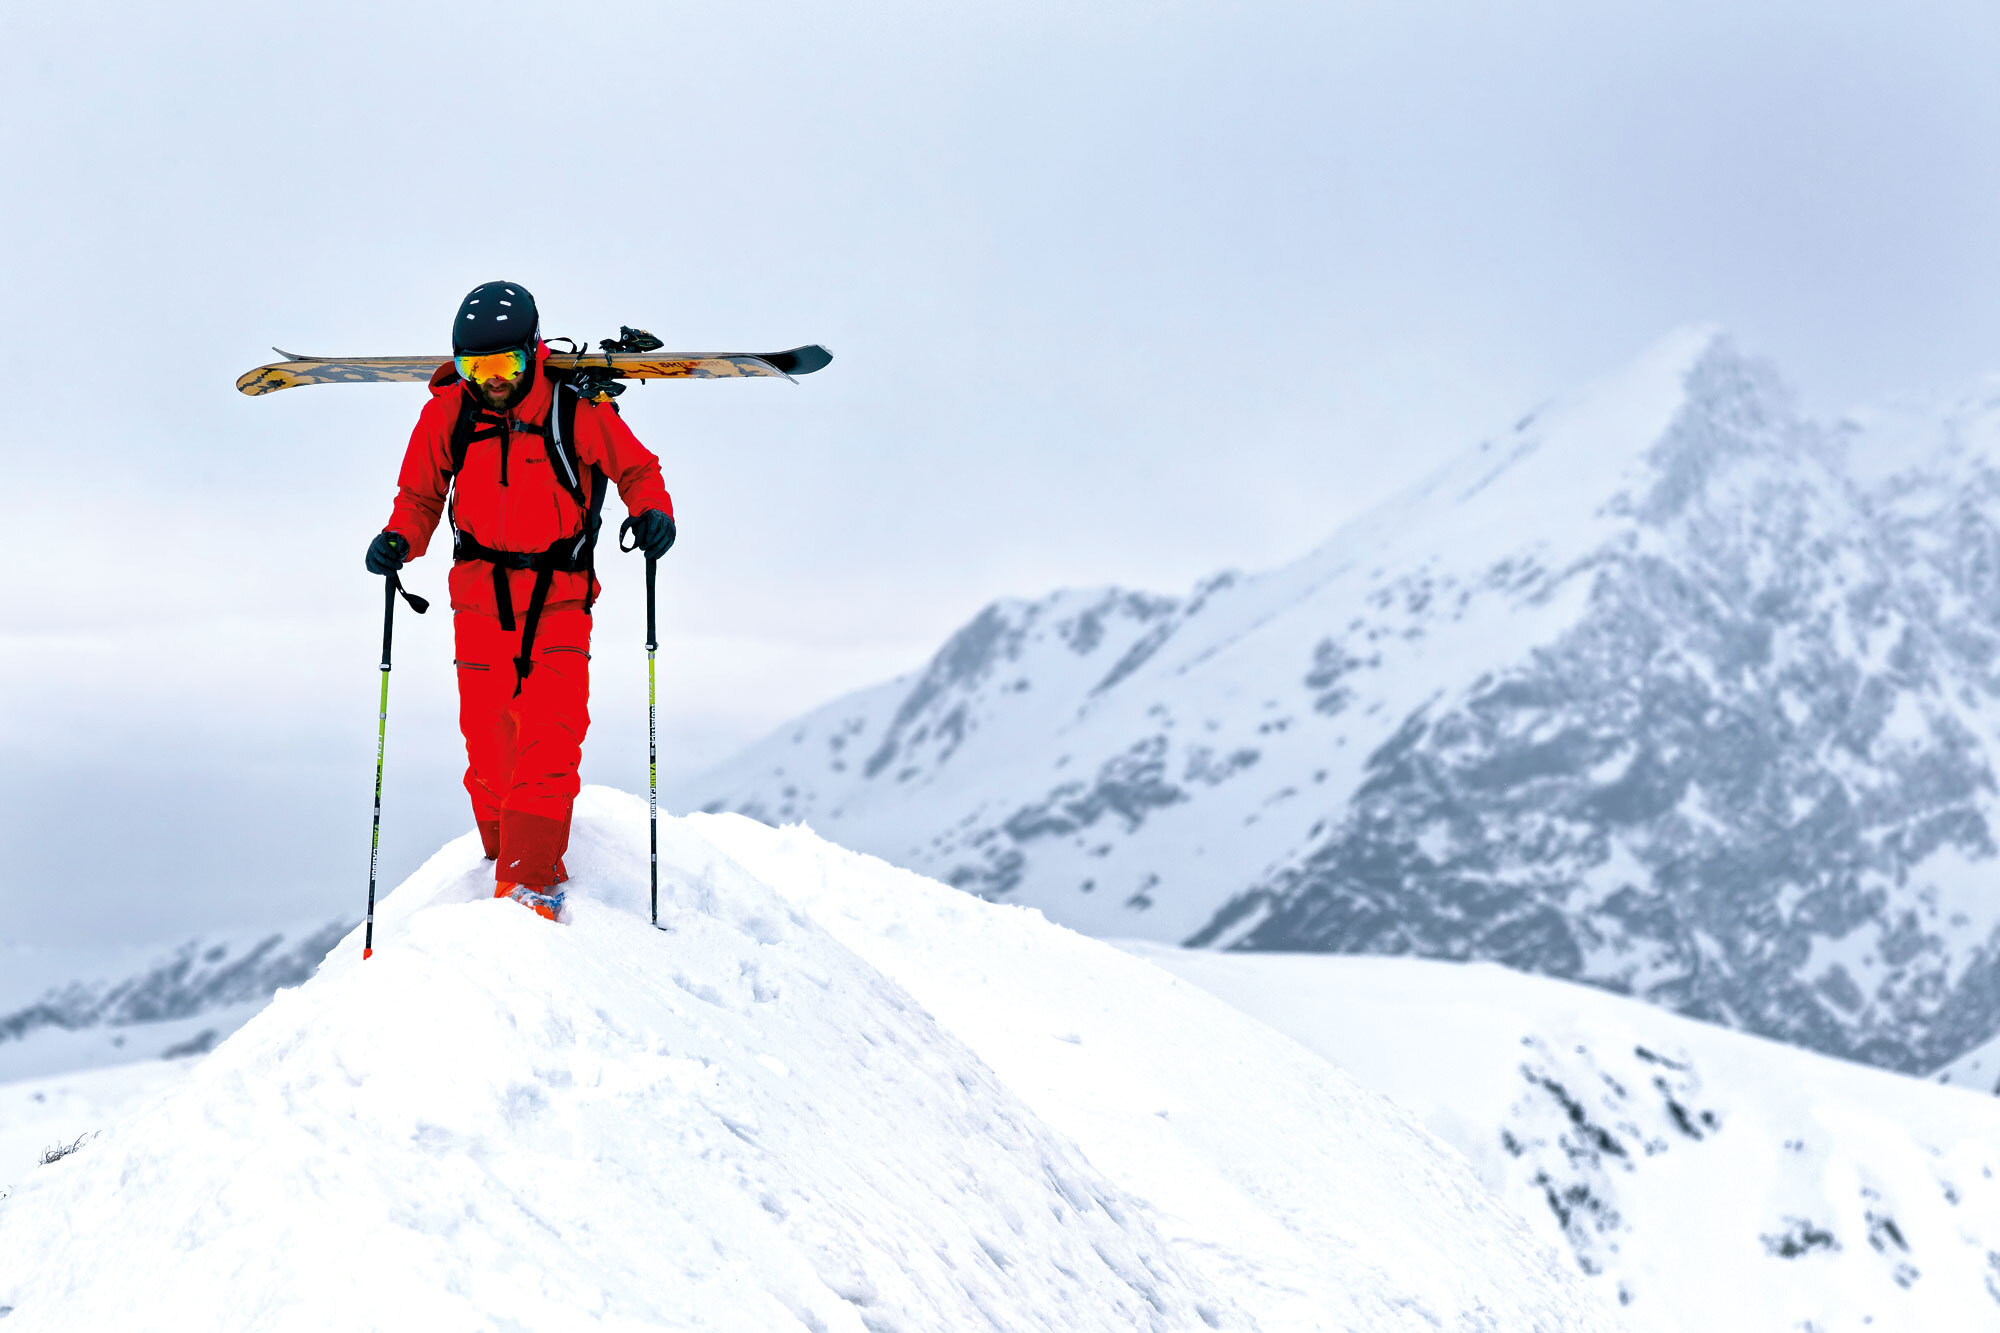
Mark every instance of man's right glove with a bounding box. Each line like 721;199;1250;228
365;530;409;575
619;509;677;560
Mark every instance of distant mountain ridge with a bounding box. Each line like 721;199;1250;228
0;922;347;1080
679;329;2000;1076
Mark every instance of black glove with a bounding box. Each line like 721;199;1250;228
619;509;676;560
365;530;409;575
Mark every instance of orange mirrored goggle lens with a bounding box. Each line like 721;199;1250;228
455;347;530;383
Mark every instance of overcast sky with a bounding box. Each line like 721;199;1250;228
9;0;2000;948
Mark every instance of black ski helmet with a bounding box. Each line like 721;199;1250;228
452;280;539;354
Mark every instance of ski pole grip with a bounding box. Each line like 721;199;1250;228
645;556;658;652
380;575;397;669
379;573;428;667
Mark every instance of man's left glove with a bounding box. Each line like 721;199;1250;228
365;530;410;575
619;509;677;560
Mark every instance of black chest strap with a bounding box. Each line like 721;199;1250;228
446;373;591;507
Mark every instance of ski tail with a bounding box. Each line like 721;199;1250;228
763;345;833;377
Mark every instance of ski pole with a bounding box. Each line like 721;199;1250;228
646;554;659;927
364;572;428;959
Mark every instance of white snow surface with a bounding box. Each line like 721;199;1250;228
1128;946;2000;1333
0;1058;195;1200
0;788;1615;1331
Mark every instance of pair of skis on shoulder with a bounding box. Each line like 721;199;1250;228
236;341;832;396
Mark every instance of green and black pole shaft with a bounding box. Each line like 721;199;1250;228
646;555;660;926
365;572;428;959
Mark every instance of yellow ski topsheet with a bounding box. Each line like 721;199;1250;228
236;346;829;396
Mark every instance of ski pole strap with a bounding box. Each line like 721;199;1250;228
388;572;429;617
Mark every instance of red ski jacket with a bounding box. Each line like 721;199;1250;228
383;341;673;617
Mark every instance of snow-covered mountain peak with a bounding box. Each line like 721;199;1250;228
0;791;1617;1330
681;330;2000;1080
1290;325;1777;588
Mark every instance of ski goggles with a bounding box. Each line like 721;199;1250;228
454;346;532;383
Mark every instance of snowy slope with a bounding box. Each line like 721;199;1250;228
0;921;347;1081
0;788;1615;1331
679;329;2000;1077
0;1058;197;1199
1129;945;2000;1331
697;815;1614;1331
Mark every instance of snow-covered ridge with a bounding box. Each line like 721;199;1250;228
679;328;2000;1078
0;789;1614;1331
1131;946;2000;1331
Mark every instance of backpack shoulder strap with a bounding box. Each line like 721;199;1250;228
447;388;479;480
547;377;605;516
547;375;613;615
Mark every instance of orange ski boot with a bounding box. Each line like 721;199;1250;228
495;882;566;922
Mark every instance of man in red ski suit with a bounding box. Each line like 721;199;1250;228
364;281;676;921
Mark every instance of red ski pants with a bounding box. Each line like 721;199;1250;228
453;607;592;887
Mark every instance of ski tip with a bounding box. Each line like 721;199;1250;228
238;350;315;396
362;947;374;960
764;345;832;377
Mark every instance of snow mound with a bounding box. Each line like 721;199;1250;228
0;788;1617;1331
